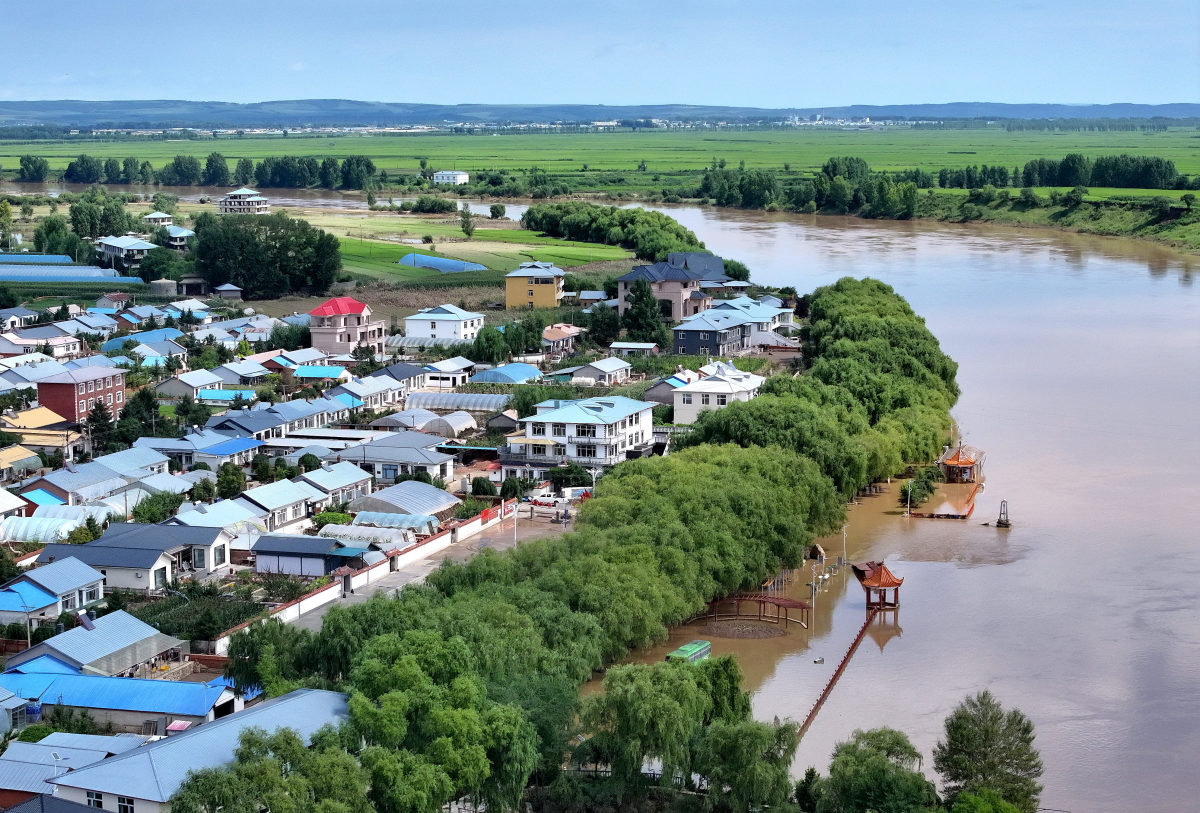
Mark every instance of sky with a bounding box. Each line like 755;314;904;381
3;0;1197;106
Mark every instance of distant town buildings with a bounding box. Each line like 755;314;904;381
217;187;270;215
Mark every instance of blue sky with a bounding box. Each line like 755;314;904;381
3;0;1196;105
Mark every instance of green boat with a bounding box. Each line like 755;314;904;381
665;640;712;663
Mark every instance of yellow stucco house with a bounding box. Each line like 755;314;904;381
505;262;565;309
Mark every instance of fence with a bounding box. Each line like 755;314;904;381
212;499;518;653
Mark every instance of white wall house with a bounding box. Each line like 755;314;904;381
500;396;655;481
432;170;470;185
404;304;485;341
95;235;156;269
672;367;764;425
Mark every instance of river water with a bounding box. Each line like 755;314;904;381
10;181;1199;809
598;210;1200;812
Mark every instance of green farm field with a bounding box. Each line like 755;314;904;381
3;127;1198;177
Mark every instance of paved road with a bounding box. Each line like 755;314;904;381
292;513;572;632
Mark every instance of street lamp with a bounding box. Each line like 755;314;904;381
842;524;847;567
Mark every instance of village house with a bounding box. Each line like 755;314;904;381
672;365;765;424
94;236;156;270
404;304;485;341
294;461;374;505
617;261;721;322
327;375;405;410
0;731;151;806
155;369;224;400
553;356;632;386
367;361;428;392
0;557;105;627
47;689;346;812
95;292;132;310
505;262;565;309
213;282;243;300
164;223;195;250
423;356;476;388
238;479;326;531
609;341;659;357
309;296;386;356
210;359;269;387
672;311;754;356
37;524;233;589
542;323;583;355
217;186;270;214
36;367;126;423
100;327;183;354
337;430;457;484
0;406;84;460
141;211;173;228
0;332;83;361
0;307;39;330
500;395;655;481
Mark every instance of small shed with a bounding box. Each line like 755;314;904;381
214;283;243;301
485;409;520;433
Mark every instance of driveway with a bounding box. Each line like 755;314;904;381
291;512;573;632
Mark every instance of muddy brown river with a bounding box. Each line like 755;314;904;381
8;182;1198;809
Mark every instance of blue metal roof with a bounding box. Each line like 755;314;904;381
32;674;227;716
0;581;58;612
398;253;488;273
330;392;362;408
23;488;65;506
293;365;347;378
100;327;184;353
22;557;103;596
196;388;257;401
198;437;263;456
4;654;80;675
10;610;174;671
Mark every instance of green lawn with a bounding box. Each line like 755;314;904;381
4;127;1198;177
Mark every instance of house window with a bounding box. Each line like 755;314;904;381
87;381;94;392
528;290;534;297
214;546;226;566
552;424;566;437
105;377;112;388
699;346;709;355
681;394;693;405
118;797;135;813
530;446;545;456
701;394;711;405
194;548;206;570
575;425;596;438
531;424;546;436
79;400;86;414
86;792;103;808
575;445;597;458
717;395;728;406
154;567;167;589
677;346;686;354
116;391;124;403
552;445;566;456
84;585;99;602
62;594;77;610
382;465;397;480
77;383;85;394
107;393;113;405
10;704;25;731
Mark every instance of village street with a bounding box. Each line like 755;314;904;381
292;510;573;631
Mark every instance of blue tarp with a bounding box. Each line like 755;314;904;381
23;489;65;506
398;253;487;274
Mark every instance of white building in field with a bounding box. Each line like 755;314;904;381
404;304;485;341
432;170;469;185
217;187;270;215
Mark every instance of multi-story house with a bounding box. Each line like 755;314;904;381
672;311;753;357
672;366;765;424
142;211;173;228
95;235;156;270
499;396;655;481
37;367;126;423
616;260;731;323
404;304;485;341
309;297;386;356
710;295;797;334
217;187;270;215
165;224;195;250
505;262;565;309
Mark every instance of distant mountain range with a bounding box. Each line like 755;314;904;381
0;100;1196;128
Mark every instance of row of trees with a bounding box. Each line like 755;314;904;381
49;152;380;189
521;201;705;261
191;211;340;299
679;277;959;497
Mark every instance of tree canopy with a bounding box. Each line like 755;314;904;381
192;211;340;299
